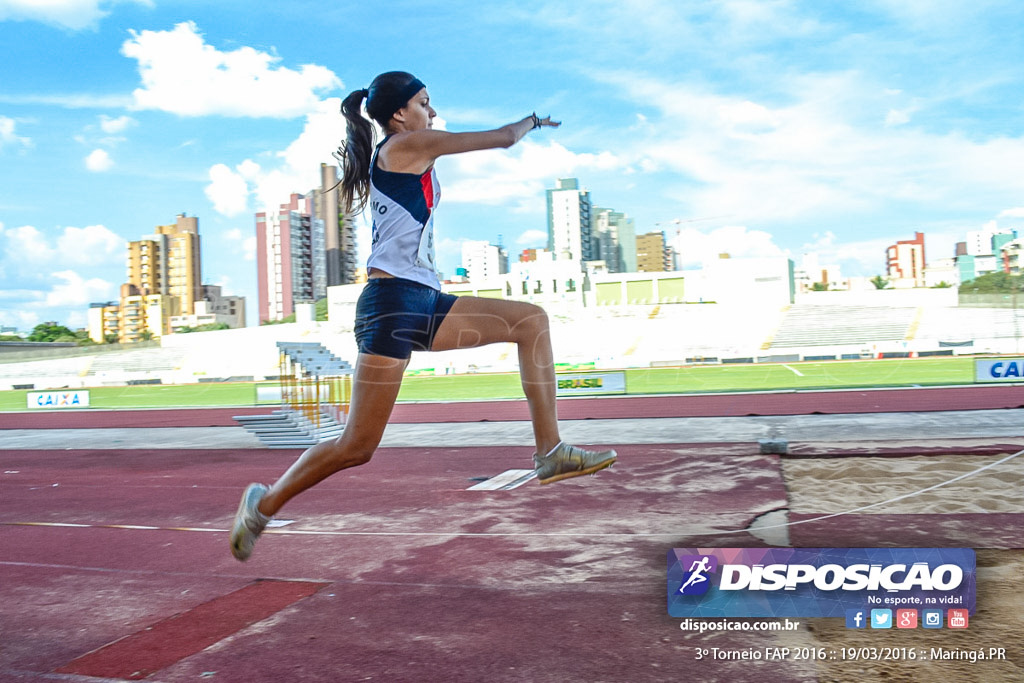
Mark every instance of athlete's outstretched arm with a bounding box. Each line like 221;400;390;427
420;114;560;154
384;115;559;173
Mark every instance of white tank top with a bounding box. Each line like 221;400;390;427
365;136;441;289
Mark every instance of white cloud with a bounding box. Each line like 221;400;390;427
598;70;1024;229
0;307;42;332
98;114;136;134
56;224;123;265
121;22;342;118
435;236;463;266
441;140;622;209
0;92;133;108
2;223;123;267
85;148;113;171
206;99;345;218
3;224;53;263
669;224;787;268
998;207;1024;218
796;230;893;275
224;228;257;261
0;0;150;31
45;270;115;307
0;224;126;324
0;115;31;150
885;109;912;126
205;163;251;217
516;229;548;246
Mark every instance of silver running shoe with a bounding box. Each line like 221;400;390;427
533;442;617;485
230;483;271;561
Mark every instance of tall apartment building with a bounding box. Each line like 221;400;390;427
126;213;202;316
256;193;327;323
88;213;248;343
546;178;594;265
886;231;926;288
314;163;358;287
117;284;178;342
87;301;121;344
592;208;637;273
636;231;671;272
461;240;508;282
88;212;202;343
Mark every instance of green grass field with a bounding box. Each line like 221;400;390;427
0;356;983;411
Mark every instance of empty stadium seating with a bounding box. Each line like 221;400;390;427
3;294;1023;392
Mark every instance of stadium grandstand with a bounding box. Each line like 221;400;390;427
2;285;1022;392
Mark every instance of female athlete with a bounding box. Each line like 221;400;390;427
232;71;616;560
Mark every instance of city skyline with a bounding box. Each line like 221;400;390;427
3;1;1024;330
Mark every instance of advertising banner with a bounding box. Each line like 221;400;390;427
555;371;626;396
668;547;976;619
975;358;1024;382
27;390;90;409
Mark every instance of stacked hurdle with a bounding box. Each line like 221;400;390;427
234;342;353;448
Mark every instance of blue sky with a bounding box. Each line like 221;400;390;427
2;0;1024;330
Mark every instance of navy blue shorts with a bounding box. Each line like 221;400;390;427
354;277;459;359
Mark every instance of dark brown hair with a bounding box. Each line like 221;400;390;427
335;71;422;213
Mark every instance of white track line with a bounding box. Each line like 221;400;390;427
5;449;1020;538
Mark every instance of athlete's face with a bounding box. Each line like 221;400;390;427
395;88;436;131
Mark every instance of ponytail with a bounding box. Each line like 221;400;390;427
334;72;424;213
336;88;374;213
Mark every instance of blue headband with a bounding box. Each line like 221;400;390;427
366;78;426;122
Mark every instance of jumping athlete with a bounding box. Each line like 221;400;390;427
231;71;617;561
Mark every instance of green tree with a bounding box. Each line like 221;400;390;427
178;322;231;333
811;282;829;291
959;271;1023;293
27;322;77;342
870;275;889;290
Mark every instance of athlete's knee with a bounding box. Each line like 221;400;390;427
346;446;375;467
515;303;549;339
325;432;379;469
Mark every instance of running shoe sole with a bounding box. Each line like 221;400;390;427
537;454;617;485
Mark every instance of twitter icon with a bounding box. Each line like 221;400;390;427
870;609;892;629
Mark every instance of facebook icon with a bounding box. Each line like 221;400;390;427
845;609;867;629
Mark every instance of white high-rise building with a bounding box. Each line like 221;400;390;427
256;193;326;323
461;240;508;282
546;178;593;265
965;223;1014;257
592;207;636;273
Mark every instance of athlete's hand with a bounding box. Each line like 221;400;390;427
536;115;560;128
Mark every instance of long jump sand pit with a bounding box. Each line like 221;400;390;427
780;447;1024;682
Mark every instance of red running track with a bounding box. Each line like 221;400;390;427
2;388;1023;681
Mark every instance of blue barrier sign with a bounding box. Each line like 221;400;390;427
975;358;1024;382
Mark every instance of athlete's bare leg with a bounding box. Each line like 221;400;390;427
257;352;407;517
430;296;560;456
